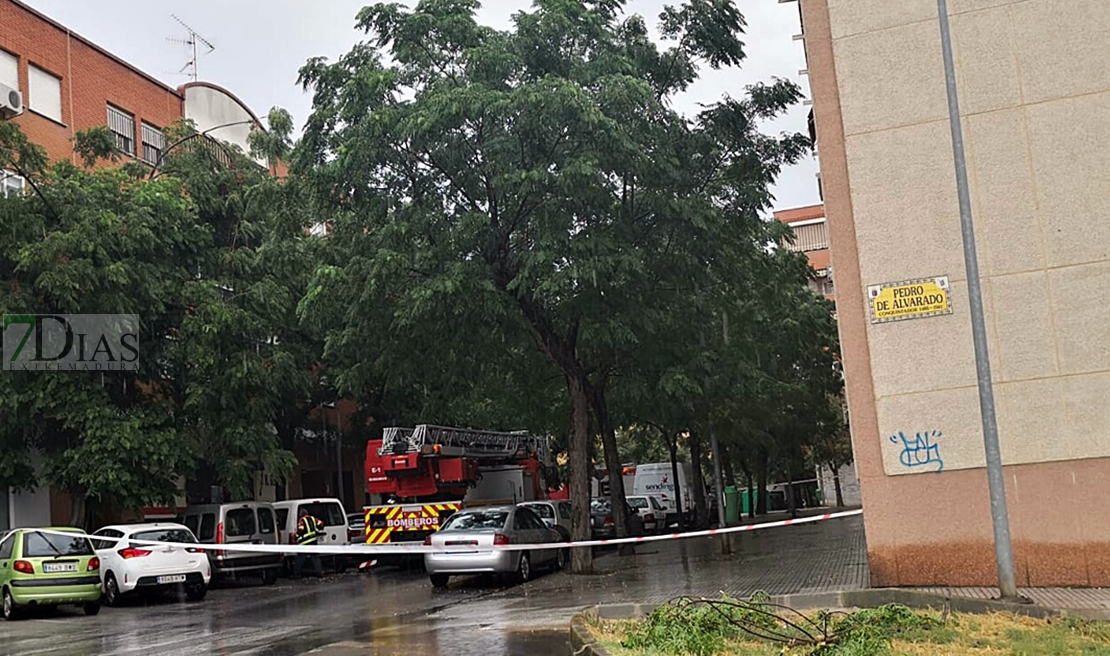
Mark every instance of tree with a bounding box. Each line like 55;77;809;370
806;395;852;507
293;0;807;572
0;120;310;524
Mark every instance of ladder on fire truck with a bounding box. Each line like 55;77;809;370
380;425;552;466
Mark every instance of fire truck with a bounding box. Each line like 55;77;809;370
362;425;553;546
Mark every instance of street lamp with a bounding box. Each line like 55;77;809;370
936;0;1022;602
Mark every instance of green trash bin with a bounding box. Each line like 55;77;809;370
723;485;739;526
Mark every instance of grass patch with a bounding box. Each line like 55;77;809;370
594;597;1110;656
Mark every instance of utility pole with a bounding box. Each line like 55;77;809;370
936;0;1020;601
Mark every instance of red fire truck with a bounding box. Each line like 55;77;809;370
362;425;552;546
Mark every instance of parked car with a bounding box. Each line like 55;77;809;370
176;502;282;584
589;499;645;540
424;505;564;588
625;495;667;533
1;527;102;620
347;512;365;544
518;500;573;540
90;523;210;606
273;498;351;572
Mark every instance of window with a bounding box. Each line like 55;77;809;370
28;65;61;123
257;507;275;535
131;529;196;544
2;170;25;198
225;508;256;537
0;50;16;90
441;510;508;531
299;502;344;527
276;508;289;531
23;531;94;557
823;278;835;295
558;502;573;518
141;122;165;165
107;105;135;156
183;514;199;535
0;534;13;559
528;503;554;519
199;513;216;541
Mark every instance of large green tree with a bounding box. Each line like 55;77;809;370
293;0;808;571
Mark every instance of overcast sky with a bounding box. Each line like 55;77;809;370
24;0;819;211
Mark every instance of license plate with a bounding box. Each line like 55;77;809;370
156;575;187;584
43;563;78;573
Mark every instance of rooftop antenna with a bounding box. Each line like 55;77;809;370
167;14;215;82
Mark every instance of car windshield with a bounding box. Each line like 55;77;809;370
441;511;508;531
347;514;364;526
627;497;649;509
590;500;609;513
23;531;93;557
131;529;196;544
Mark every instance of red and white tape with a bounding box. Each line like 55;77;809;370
29;509;862;555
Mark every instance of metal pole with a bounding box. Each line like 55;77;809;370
936;0;1019;600
320;404;329;496
336;406;344;508
707;410;729;555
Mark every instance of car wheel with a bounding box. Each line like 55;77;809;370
104;574;122;607
3;588;19;621
556;548;568;571
185;583;207;602
83;601;101;616
516;552;531;583
429;574;450;589
261;569;278;586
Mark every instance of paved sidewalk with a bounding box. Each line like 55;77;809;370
500;509;870;608
913;586;1110;612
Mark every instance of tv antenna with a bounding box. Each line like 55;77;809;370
167;14;215;82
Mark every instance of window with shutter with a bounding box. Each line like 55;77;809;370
107;105;135;156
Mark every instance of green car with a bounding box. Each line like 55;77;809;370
1;527;102;620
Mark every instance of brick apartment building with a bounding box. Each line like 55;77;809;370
0;0;277;187
0;0;295;529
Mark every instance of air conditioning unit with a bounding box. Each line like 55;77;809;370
0;84;23;119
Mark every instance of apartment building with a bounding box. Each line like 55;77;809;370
792;0;1110;587
775;203;834;302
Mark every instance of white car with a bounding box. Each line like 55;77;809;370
626;495;667;533
91;523;211;606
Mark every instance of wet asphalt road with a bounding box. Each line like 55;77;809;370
0;565;573;656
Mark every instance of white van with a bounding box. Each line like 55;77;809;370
632;463;693;527
273;498;350;572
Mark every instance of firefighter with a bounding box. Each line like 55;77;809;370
293;508;325;579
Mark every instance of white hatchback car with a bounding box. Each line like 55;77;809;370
91;523;211;606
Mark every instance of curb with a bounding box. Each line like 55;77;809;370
570;609;613;656
589;588;1110;622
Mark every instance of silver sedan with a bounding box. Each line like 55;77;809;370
424;505;566;588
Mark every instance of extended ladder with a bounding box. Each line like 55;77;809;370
380;425;552;465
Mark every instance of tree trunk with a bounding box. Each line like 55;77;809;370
588;381;630;546
832;464;844;508
755;445;769;515
68;492;87;530
739;457;754;519
566;374;594;574
721;444;736;486
664;429;683;529
689;433;707;528
786;472;797;519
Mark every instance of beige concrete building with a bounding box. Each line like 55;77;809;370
796;0;1110;586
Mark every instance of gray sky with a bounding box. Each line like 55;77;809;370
24;0;819;211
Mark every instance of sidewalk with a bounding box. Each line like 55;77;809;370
528;508;1110;620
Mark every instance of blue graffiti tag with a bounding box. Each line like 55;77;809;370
889;430;944;472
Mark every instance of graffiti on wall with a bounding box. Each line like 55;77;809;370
889;430;944;472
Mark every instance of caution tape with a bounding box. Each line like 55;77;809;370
27;509;862;555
